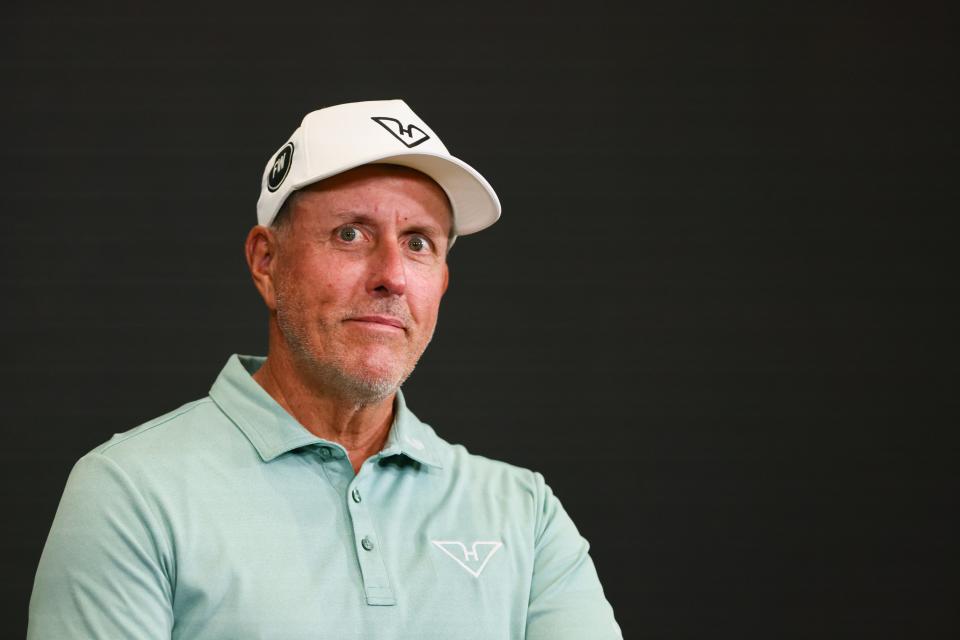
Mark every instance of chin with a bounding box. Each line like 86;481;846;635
339;368;406;404
347;347;409;378
336;351;408;388
350;363;406;389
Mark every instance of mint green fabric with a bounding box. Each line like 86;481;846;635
28;354;622;639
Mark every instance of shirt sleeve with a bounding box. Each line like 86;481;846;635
27;452;175;639
526;472;623;640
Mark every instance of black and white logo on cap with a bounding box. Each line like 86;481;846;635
267;142;295;192
371;117;430;148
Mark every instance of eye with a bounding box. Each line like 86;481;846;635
407;234;432;253
337;225;361;242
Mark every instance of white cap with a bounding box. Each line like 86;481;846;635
256;99;501;237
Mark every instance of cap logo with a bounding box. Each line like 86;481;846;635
371;117;430;148
267;142;294;192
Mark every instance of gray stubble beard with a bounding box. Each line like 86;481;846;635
274;285;432;408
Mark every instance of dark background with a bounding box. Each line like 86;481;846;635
3;1;957;637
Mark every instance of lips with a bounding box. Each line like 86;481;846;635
348;315;407;330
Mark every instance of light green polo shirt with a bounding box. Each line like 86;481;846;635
28;354;622;639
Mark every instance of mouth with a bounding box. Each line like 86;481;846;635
346;315;407;331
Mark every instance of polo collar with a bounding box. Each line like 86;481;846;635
209;354;443;469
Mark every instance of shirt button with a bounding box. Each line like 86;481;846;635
361;536;375;551
351;488;362;503
318;447;332;459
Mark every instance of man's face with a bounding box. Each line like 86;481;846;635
265;165;451;403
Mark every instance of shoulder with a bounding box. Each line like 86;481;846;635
94;398;213;452
427;426;551;506
83;395;248;477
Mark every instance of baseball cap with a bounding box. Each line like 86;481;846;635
256;99;501;239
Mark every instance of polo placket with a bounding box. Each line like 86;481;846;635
318;444;396;606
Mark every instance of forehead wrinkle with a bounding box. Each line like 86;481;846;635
291;172;453;238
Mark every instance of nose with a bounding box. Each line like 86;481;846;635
367;238;406;297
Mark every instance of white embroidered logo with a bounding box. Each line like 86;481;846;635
431;540;503;578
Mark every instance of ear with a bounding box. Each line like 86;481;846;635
441;261;449;297
245;225;280;311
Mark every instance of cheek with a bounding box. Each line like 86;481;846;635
407;275;447;324
287;257;345;305
291;271;373;329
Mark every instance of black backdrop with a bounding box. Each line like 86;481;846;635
4;1;957;638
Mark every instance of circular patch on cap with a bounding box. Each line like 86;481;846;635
266;142;295;192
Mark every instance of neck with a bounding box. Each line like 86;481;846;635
251;348;395;475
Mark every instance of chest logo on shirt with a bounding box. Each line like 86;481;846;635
431;540;503;578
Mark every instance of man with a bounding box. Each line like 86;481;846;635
28;99;622;639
